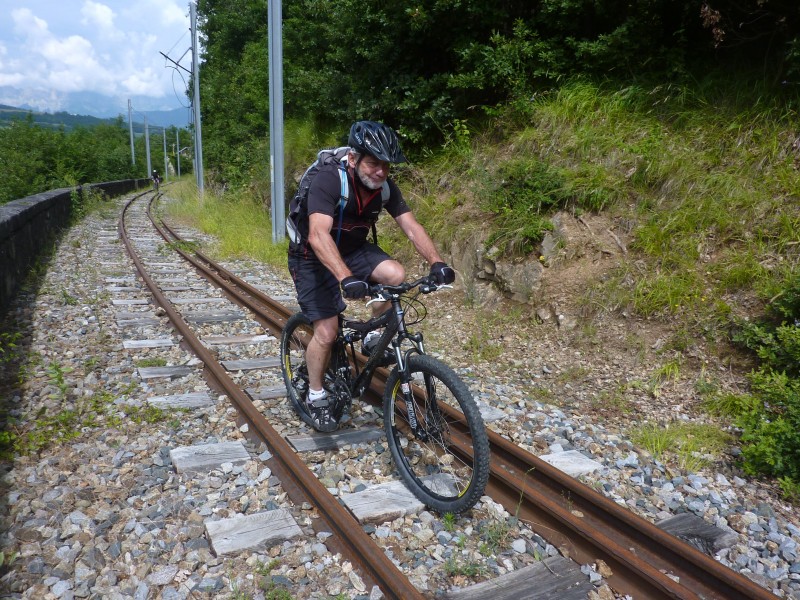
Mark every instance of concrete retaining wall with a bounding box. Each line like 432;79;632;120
0;178;150;314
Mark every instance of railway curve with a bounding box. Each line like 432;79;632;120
0;188;797;599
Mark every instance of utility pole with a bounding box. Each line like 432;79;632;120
144;116;152;178
268;0;285;241
163;128;168;181
127;99;135;165
176;129;180;177
176;146;189;177
190;2;204;194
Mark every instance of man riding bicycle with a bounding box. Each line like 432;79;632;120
287;120;455;432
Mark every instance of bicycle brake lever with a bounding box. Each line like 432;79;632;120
366;295;388;307
422;283;452;293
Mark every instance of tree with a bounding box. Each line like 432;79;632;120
193;0;800;176
0;116;141;204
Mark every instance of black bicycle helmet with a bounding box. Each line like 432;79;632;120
348;120;407;163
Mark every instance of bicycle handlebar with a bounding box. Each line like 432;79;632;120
347;276;448;330
367;276;449;300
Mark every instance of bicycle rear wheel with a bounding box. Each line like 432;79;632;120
280;312;353;428
280;313;312;417
383;355;490;514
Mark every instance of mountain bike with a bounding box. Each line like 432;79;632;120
279;277;490;514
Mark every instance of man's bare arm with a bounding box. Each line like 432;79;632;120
308;212;351;281
394;212;444;266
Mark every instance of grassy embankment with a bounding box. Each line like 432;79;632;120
163;77;800;496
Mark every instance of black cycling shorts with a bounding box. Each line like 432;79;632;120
288;243;392;322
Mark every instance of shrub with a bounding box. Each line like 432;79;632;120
482;158;567;254
732;276;800;484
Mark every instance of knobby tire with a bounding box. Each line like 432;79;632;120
383;355;490;514
280;312;317;428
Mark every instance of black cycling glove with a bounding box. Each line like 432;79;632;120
341;276;370;299
429;262;455;285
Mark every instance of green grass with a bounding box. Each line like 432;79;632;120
442;512;457;532
631;420;732;472
504;78;796;329
161;178;288;272
463;322;503;362
479;519;513;555
589;385;634;414
443;557;487;578
0;331;24;365
1;388;182;459
135;357;168;368
379;77;797;350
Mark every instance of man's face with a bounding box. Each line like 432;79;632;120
351;154;390;190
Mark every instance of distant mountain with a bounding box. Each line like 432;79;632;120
139;107;194;129
0;104;191;132
0;87;191;128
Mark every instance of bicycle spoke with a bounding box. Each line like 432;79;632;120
384;355;489;513
280;313;313;416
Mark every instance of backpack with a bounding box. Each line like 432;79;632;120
286;146;389;247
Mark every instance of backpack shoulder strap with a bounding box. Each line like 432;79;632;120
338;159;349;206
368;181;391;245
381;180;390;204
334;159;349;246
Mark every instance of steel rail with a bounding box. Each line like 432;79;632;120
485;430;777;599
121;194;425;600
150;198;777;600
153;216;289;335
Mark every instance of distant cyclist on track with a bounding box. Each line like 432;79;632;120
151;169;161;191
287;120;455;431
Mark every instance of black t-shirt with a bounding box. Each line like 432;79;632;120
290;163;410;257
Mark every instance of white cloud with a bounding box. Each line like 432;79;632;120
81;1;115;31
42;34;95;66
0;73;25;86
120;0;187;28
11;8;49;41
0;1;190;112
122;68;161;96
160;3;188;26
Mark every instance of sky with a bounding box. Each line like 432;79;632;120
0;0;193;114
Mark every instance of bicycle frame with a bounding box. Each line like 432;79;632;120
339;278;441;436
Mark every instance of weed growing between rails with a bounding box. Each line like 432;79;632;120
159;179;288;271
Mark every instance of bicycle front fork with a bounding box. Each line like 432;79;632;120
396;334;429;441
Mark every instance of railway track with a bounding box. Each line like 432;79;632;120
112;189;782;600
0;186;774;600
121;193;424;598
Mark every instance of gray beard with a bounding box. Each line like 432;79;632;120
357;169;383;190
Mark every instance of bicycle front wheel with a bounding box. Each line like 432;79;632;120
383;355;490;514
